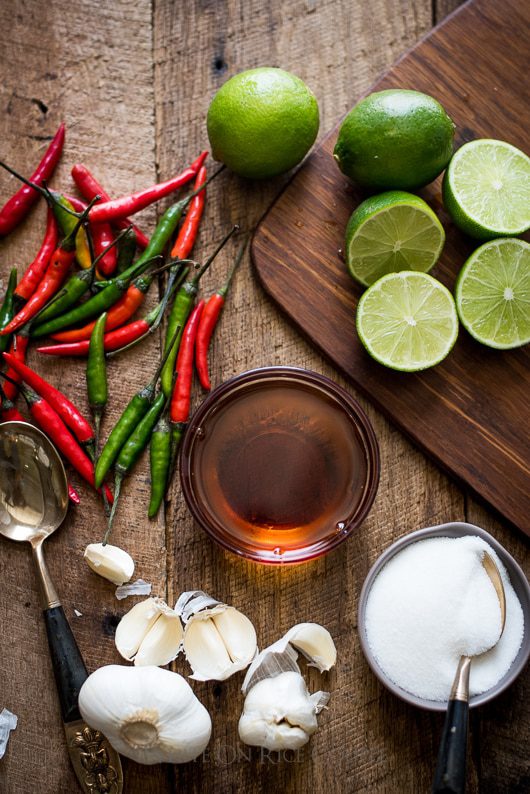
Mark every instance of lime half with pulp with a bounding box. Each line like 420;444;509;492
455;238;530;349
345;191;445;286
356;271;458;371
443;139;530;239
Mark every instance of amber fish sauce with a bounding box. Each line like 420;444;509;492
181;369;379;564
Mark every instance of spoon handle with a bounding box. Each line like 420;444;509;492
432;699;469;793
432;655;471;794
43;605;88;723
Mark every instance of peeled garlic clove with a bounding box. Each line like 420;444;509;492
238;671;324;751
212;608;257;665
183;617;234;681
115;598;167;661
84;543;134;586
283;623;337;672
134;612;183;667
79;665;211;765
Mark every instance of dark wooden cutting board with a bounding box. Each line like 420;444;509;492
251;0;530;536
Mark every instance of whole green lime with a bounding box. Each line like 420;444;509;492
207;67;319;179
334;89;455;190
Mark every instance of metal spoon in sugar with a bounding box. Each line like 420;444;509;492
432;552;506;794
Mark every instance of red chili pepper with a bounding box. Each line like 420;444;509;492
37;318;150;357
2;352;94;447
170;300;204;423
69;173;117;276
37;278;180;357
68;483;81;505
15;208;59;302
70;163;149;249
2;203;90;336
1;246;75;335
2;333;29;401
63;195;87;213
170;165;207;259
88;151;208;224
195;239;246;390
0;123;65;236
13;380;111;501
0;382;82;506
50;276;150;343
0;383;25;421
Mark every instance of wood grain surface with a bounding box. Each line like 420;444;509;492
252;0;530;538
0;1;528;793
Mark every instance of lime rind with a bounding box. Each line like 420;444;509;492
356;271;458;371
455;238;530;349
346;192;445;287
444;139;530;239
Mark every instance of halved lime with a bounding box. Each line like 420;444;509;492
356;271;458;371
345;191;445;286
443;139;530;239
455;238;530;349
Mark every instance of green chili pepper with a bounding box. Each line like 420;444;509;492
104;391;166;537
160;225;239;396
34;227;129;326
147;412;172;519
116;227;137;274
32;200;190;339
0;269;17;354
86;312;108;455
94;325;181;489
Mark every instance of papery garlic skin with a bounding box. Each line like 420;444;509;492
238;672;323;751
115;597;183;667
79;665;211;765
84;543;134;585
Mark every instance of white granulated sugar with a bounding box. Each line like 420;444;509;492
365;536;525;701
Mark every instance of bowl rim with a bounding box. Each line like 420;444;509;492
357;521;530;711
179;365;380;564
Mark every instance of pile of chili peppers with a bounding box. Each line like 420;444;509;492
0;122;243;529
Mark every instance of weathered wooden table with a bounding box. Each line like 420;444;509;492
0;1;528;792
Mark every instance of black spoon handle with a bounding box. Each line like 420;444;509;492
432;697;469;794
43;605;88;723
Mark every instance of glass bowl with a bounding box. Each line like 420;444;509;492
357;522;530;710
180;366;380;564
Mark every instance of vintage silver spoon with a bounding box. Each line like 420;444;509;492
0;421;123;794
432;552;507;794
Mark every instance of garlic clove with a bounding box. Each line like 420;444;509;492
84;542;134;586
211;608;257;665
283;623;337;672
134;612;183;667
115;598;168;662
79;665;211;765
176;590;258;681
238;671;323;751
183;617;234;681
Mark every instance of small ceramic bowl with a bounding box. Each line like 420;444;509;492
180;366;380;564
358;522;530;711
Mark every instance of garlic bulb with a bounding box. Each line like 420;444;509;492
115;597;183;667
79;665;211;765
239;622;336;751
84;543;134;585
238;671;329;751
175;590;257;681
